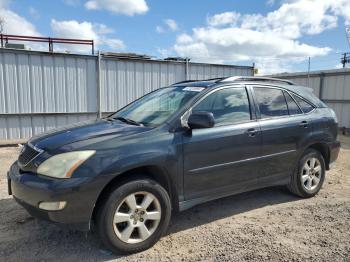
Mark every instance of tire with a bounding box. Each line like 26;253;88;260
288;149;326;198
96;178;171;254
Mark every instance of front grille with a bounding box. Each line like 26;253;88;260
18;144;42;167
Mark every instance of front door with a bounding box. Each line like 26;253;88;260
182;86;262;200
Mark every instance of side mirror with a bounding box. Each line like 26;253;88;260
187;111;215;129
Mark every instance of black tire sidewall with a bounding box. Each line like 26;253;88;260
97;179;171;254
295;149;326;197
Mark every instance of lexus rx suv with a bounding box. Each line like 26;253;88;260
8;76;340;254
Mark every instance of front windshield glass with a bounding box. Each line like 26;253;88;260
109;86;205;126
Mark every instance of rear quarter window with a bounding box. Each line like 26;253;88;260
284;91;302;115
291;94;315;113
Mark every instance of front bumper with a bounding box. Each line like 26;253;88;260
7;162;102;231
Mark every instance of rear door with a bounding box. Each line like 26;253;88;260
250;85;313;185
182;86;262;200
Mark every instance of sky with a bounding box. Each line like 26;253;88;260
0;0;350;74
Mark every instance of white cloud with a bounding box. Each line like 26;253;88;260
51;19;98;40
103;38;125;50
156;19;178;33
173;0;350;74
157;47;172;58
207;12;240;27
335;63;345;69
0;5;40;36
0;3;126;53
239;0;339;39
0;3;46;50
176;33;192;44
175;27;330;62
51;19;125;52
85;0;148;16
156;25;164;33
328;0;350;26
164;19;178;31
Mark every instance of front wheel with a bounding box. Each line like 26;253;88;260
288;149;326;198
96;179;171;254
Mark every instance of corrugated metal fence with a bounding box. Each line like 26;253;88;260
270;69;350;129
0;49;253;141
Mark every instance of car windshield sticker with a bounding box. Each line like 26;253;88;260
183;87;205;92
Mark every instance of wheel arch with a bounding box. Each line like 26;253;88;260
91;165;179;224
305;142;330;170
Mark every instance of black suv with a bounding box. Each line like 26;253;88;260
8;76;340;254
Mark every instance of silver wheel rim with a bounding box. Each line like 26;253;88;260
301;157;322;191
113;191;161;244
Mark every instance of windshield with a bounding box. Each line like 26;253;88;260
109;86;205;126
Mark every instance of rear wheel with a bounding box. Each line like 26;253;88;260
288;149;326;198
97;179;171;254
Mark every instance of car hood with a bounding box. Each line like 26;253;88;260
29;119;152;151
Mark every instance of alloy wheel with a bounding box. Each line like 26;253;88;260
301;157;322;191
113;191;161;244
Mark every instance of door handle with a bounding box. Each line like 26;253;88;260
246;128;257;137
299;120;309;128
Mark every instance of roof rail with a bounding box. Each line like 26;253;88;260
219;76;295;85
172;78;224;85
172;80;198;85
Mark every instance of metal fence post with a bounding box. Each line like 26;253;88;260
96;51;102;118
185;58;189;80
319;72;325;100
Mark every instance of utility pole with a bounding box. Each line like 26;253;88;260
340;28;350;68
341;53;350;68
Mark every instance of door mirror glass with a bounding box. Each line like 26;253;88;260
187;111;215;129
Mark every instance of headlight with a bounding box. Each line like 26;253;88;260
329;108;338;123
37;151;95;179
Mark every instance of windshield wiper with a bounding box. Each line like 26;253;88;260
113;117;143;126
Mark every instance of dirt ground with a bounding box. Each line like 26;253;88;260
0;137;349;262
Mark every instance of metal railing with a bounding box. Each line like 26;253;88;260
0;34;94;54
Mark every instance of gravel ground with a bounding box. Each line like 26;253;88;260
0;137;349;262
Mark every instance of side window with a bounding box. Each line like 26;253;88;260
291;94;314;113
253;87;288;118
192;87;251;126
284;91;302;115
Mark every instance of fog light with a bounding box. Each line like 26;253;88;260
38;201;66;211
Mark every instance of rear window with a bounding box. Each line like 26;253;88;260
253;87;288;118
291;94;314;113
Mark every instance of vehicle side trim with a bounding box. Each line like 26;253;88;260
178;176;288;211
188;149;296;175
